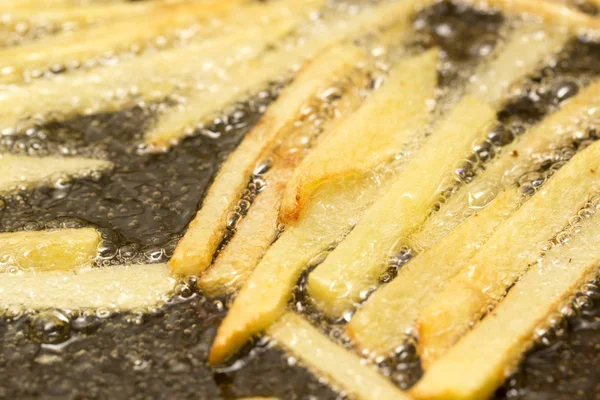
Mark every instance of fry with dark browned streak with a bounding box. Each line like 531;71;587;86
169;44;366;276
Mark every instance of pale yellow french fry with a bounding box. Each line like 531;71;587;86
0;154;112;194
308;96;496;318
197;170;289;298
412;205;600;400
0;0;240;84
169;44;367;276
0;18;299;131
0;263;175;312
145;0;431;150
415;79;600;252
347;187;525;356
418;140;600;367
0;0;124;9
268;312;411;400
209;174;389;365
466;23;569;108
208;50;439;364
0;1;160;33
346;79;600;356
198;80;366;297
279;49;438;223
0;228;101;272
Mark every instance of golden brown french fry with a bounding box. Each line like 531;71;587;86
417;140;600;367
308;96;496;318
168;44;366;276
0;0;240;84
268;312;411;400
465;23;569;108
0;228;101;272
280;49;438;223
210;175;387;365
208;50;439;364
412;203;600;400
0;263;175;311
198;78;367;297
347;187;525;356
145;0;432;150
0;154;112;194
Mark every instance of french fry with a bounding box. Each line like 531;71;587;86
208;50;439;364
0;17;300;131
0;154;112;194
344;65;600;359
465;23;569;108
267;312;411;400
197;169;291;298
0;1;162;35
308;96;496;318
0;0;241;84
347;187;525;357
0;263;175;311
414;79;600;252
280;48;438;223
417;140;600;367
412;203;600;400
210;175;388;365
168;44;366;277
198;77;367;297
0;228;101;272
145;0;433;150
0;0;124;9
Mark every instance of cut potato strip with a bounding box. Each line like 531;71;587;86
0;17;300;131
414;79;600;252
417;140;600;367
0;0;124;9
198;79;367;297
412;206;600;400
144;33;318;150
0;1;161;35
0;263;175;312
466;23;569;108
345;82;600;357
308;96;496;318
145;0;430;150
169;44;366;277
0;0;430;135
347;187;525;357
0;228;101;273
208;49;440;363
0;154;112;194
268;312;411;400
344;81;600;356
344;32;585;355
198;170;290;298
210;174;389;365
0;0;240;84
280;49;438;223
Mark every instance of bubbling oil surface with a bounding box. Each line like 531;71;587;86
2;2;600;399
